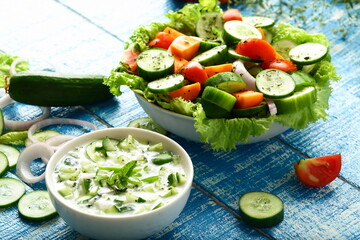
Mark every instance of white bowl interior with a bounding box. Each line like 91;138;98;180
45;127;193;240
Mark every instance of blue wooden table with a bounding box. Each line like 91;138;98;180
1;0;359;239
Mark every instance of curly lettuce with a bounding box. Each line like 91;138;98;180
104;0;341;151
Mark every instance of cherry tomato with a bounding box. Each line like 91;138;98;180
148;32;175;50
222;9;243;21
294;154;342;187
260;59;298;73
235;38;277;62
180;61;208;84
120;48;140;72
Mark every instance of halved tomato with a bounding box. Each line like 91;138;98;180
180;61;208;84
260;59;297;73
294;154;342;187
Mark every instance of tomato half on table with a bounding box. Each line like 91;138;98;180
294;154;342;187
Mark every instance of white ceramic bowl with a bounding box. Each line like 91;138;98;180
45;127;193;240
135;93;289;144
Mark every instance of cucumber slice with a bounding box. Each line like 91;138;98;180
205;72;247;93
190;36;221;52
127;117;167;135
223;20;262;47
18;190;57;221
242;16;275;29
196;12;224;40
239;191;284;228
228;48;263;63
273;86;317;114
201;86;237;118
290;71;316;90
231;102;268;118
0;152;9;176
289;43;328;65
272;39;298;61
255;69;296;99
147;74;185;93
0;144;20;169
247;66;263;77
25;130;61;147
137;48;174;81
192;45;228;66
0;177;26;207
86;139;106;161
102;137;118;151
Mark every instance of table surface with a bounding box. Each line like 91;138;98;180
1;0;359;239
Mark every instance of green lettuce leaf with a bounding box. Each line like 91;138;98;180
0;52;28;88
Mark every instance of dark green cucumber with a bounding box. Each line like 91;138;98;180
8;71;113;107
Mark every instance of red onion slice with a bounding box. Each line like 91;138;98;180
232;60;257;91
28;118;98;145
265;98;277;116
16;142;54;184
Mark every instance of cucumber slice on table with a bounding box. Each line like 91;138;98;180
0;152;9;176
242;16;275;29
192;45;228;66
147;74;185;93
239;191;284;228
273;86;317;114
228;49;263;63
0;144;20;169
205;72;247;93
128;117;167;135
223;20;262;47
201;86;237;118
196;12;224;40
289;43;328;65
137;48;174;81
255;69;296;99
18;190;57;221
25;130;61;147
0;177;26;207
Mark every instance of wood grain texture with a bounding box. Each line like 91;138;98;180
0;0;359;239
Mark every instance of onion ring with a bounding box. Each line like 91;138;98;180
45;134;76;151
232;60;257;91
16;142;54;184
9;57;28;76
28;118;98;145
266;98;277;116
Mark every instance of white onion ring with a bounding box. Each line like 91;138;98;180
232;60;257;91
9;57;28;76
266;98;277;116
45;134;76;151
28;118;98;145
16;142;54;184
0;94;51;130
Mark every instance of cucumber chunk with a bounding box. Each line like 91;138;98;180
192;45;228;66
205;72;247;93
137;48;175;81
190;36;221;52
272;39;298;61
239;191;284;228
0;144;20;168
201;86;237;118
242;16;275;29
127;117;167;135
18;190;57;221
196;12;224;40
290;71;316;90
231;102;268;118
0;152;8;176
147;74;185;93
273;86;317;114
0;177;26;207
256;69;296;99
289;43;328;65
223;20;262;47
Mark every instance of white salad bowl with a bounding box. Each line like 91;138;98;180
135;93;289;144
45;127;194;240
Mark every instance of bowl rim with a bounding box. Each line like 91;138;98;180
45;127;194;220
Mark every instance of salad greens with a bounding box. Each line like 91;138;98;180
104;0;340;151
0;52;28;89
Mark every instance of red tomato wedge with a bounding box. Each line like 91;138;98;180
260;59;298;73
294;154;342;187
180;61;208;84
235;38;277;62
222;9;243;21
148;32;175;50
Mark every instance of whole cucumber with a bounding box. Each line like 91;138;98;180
7;71;113;106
